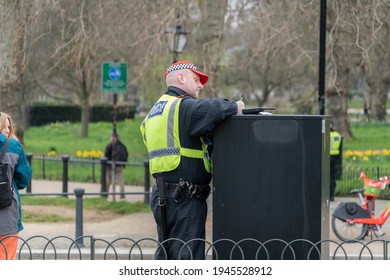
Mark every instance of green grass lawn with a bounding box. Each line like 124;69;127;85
21;196;150;214
343;122;390;151
342;122;390;169
21;195;151;223
23;118;148;162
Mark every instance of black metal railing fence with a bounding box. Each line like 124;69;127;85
26;154;148;185
25;154;151;203
1;235;389;260
25;154;390;198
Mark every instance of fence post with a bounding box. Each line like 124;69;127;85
92;157;96;183
42;154;46;179
62;155;70;198
100;157;108;198
74;188;85;247
25;153;33;193
144;160;150;204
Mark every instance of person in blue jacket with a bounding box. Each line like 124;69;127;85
140;61;244;259
0;112;32;260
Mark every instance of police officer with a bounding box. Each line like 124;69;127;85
140;61;244;259
330;122;342;201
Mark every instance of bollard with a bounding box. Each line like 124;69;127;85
74;188;85;248
143;160;150;204
62;155;70;198
100;157;108;198
25;153;33;193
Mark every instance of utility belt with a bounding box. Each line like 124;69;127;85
159;178;211;202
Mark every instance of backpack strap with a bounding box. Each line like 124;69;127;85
0;138;10;162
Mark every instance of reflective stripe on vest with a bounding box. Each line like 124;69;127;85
140;95;211;175
330;131;341;155
149;147;204;159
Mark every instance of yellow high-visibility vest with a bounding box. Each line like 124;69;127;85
140;95;211;175
330;131;341;155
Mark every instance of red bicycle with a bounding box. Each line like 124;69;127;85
331;172;390;241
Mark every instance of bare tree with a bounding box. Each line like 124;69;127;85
32;0;174;137
357;1;390;121
0;0;33;141
326;0;355;139
33;0;105;137
326;0;390;137
223;1;319;109
193;0;228;98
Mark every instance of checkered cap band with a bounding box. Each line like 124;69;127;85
166;62;198;74
164;61;208;84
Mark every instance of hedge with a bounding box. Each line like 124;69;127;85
29;104;135;126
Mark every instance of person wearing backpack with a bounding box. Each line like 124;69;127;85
0;112;32;260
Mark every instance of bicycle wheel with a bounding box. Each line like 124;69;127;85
331;216;368;241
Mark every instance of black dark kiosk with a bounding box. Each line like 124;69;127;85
212;108;330;260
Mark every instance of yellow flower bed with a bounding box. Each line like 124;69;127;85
46;149;104;158
344;149;390;162
76;149;104;158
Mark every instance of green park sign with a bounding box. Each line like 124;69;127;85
101;62;127;93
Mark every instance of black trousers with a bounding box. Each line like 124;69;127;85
151;186;208;260
330;156;338;199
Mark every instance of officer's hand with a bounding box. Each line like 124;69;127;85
235;100;245;115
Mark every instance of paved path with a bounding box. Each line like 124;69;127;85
17;180;390;259
19;180;158;240
18;180;213;245
20;180;390;241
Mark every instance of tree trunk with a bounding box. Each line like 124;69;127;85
364;49;390;121
366;77;389;121
325;38;353;140
326;40;353;140
196;0;228;98
80;103;90;138
326;85;352;140
0;1;23;136
80;68;91;138
326;1;353;140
